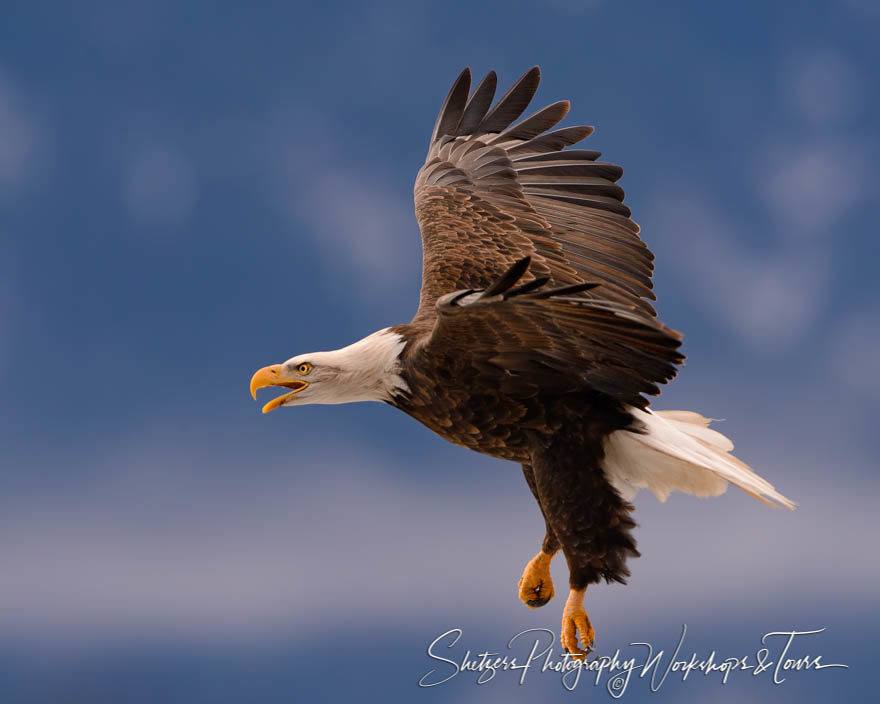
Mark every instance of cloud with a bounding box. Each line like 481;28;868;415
125;145;197;228
827;307;880;399
269;111;420;293
646;193;828;354
284;163;416;286
758;49;874;240
787;50;862;128
756;138;871;238
644;47;875;355
0;415;875;645
0;68;41;194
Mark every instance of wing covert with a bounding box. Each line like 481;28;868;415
420;258;683;409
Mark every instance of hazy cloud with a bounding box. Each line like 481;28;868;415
125;145;197;229
646;193;828;354
787;50;862;127
286;164;416;284
0;420;875;644
0;68;41;194
828;308;880;399
758;49;874;240
756;138;870;238
270;111;419;292
649;47;873;355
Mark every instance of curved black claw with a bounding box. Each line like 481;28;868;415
526;582;553;608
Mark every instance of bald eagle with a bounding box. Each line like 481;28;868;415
250;67;794;658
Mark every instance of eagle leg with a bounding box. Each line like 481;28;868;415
528;420;640;661
561;587;594;660
518;464;561;608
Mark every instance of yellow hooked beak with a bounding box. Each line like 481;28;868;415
249;364;310;413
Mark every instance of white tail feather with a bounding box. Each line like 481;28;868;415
602;407;795;509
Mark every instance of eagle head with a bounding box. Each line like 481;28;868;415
249;328;409;412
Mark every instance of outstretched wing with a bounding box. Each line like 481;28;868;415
413;66;656;326
421;258;683;409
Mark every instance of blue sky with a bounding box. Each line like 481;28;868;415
1;1;878;702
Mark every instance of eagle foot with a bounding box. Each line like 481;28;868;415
561;588;594;661
518;550;555;608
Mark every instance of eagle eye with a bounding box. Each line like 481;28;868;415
296;362;312;375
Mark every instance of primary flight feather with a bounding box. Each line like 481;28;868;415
249;66;794;658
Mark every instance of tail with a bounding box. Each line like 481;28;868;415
602;407;795;509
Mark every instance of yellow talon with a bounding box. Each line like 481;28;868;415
561;587;594;660
518;550;556;608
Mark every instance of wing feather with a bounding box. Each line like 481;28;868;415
473;66;541;136
430;67;471;144
423;259;682;408
414;67;657;326
412;68;680;402
457;71;498;135
506;126;595;156
486;100;570;144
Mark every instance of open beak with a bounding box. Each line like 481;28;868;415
250;364;310;413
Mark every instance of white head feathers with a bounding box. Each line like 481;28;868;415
281;328;409;406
